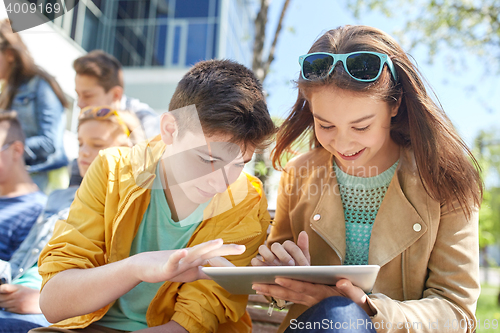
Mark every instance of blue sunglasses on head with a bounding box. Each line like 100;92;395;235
299;51;398;83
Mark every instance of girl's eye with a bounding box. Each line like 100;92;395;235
320;124;334;130
354;125;370;132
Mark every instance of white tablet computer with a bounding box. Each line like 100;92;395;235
202;265;380;295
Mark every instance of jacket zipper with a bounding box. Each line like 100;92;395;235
309;222;343;264
401;251;407;300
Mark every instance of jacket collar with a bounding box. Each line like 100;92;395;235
309;148;428;266
130;135;166;189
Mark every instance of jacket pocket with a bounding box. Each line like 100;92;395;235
11;91;38;138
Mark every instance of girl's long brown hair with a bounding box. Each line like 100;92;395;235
0;19;67;109
273;25;482;217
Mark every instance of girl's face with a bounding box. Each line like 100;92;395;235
0;50;13;80
310;87;400;177
77;119;130;177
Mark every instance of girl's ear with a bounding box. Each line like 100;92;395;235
391;96;402;117
160;112;177;145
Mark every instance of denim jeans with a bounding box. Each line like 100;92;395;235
0;318;43;333
0;309;50;330
284;296;377;332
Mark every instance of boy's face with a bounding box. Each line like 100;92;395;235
0;122;22;183
77;119;130;177
75;74;121;110
0;123;12;182
164;130;254;205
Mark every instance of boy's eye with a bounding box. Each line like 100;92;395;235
198;156;216;164
354;125;370;132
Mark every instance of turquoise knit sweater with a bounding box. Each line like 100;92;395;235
333;160;399;265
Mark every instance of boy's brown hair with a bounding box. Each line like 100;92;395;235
73;50;124;92
0;110;25;144
169;59;276;152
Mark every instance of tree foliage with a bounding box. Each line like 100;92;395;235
347;0;500;69
474;128;500;250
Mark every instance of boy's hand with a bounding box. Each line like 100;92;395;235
0;284;42;314
251;231;310;267
131;239;245;283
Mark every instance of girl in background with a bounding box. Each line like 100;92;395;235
0;19;68;192
252;25;482;333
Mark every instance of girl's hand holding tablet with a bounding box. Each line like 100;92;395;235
251;231;374;316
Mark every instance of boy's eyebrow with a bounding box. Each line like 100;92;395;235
194;147;251;163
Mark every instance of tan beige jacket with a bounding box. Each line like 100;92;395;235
268;147;480;333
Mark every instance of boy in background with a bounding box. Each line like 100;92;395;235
0;107;143;332
0;111;46;261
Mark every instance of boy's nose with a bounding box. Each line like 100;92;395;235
207;170;230;194
77;100;88;109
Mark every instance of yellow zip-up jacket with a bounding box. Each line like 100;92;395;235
38;136;271;333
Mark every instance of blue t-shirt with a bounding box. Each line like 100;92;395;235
0;191;47;261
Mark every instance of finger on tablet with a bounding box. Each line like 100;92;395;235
251;257;267;266
297;231;311;263
200;244;246;260
270;242;295;266
207;256;235;267
184;239;224;264
258;244;280;265
283;240;310;266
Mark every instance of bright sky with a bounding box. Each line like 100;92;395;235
263;0;500;147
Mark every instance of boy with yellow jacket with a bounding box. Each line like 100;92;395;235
33;60;276;333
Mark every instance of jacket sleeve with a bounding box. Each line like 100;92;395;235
24;78;65;164
170;188;271;333
38;154;109;289
367;203;480;333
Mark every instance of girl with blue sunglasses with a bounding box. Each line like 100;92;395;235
252;25;482;333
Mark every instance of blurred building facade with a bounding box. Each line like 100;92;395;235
48;0;255;114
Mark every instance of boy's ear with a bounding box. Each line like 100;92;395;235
11;141;25;162
160;113;177;145
109;86;124;104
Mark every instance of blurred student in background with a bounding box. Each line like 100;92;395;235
0;106;143;333
0;19;68;192
0;111;46;263
73;50;159;137
70;50;159;185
